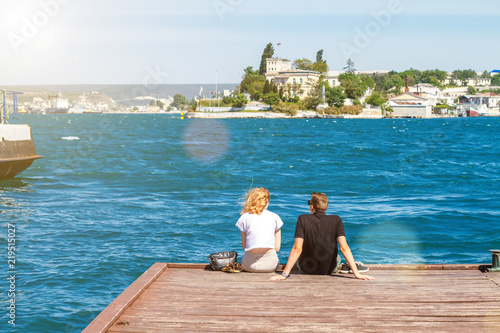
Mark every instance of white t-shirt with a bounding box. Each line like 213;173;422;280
236;210;283;252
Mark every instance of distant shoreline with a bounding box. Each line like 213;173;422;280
185;111;474;119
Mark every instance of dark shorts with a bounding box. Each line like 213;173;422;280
296;254;342;275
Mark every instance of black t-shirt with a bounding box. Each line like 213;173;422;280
294;212;346;275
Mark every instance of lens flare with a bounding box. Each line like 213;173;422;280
182;119;229;163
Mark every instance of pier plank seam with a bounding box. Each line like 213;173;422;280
82;262;168;333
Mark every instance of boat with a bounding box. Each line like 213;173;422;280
0;90;42;179
68;95;93;113
46;93;69;114
466;110;479;117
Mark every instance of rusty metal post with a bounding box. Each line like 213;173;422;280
489;250;500;272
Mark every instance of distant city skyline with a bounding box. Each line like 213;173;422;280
1;0;499;85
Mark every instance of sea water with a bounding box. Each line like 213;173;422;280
1;114;499;332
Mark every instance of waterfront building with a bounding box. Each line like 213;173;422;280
388;93;432;118
265;58;320;99
325;71;342;87
468;92;500;109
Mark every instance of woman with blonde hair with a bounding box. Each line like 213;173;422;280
236;187;283;273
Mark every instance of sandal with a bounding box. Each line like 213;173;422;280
221;262;242;273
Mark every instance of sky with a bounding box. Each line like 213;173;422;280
0;0;499;85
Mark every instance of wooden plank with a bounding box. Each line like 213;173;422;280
82;262;168;333
89;263;500;332
158;262;488;271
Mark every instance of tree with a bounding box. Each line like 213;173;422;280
232;94;248;108
467;86;477;95
481;70;490;78
339;73;365;99
359;74;375;90
172;94;188;109
420;69;447;87
278;86;284;101
303;80;324;110
312;49;328;74
453;69;477;85
343;58;356;74
240;66;265;100
259;43;275;76
262;93;280;105
156;100;164;109
365;91;387;107
263;80;272;95
373;73;393;93
381;103;393;117
325;85;346;108
491;74;500;86
293;58;314;71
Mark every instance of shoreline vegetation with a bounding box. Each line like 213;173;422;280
187;42;500;119
7;43;500;118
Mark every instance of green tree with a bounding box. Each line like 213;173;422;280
312;49;328;74
232;94;248;107
293;58;314;71
491;74;500;86
172;94;188;109
343;58;356;74
373;73;392;93
359;74;375;90
303;80;324;110
467;86;477;94
365;91;387;107
325;85;346;108
420;69;447;87
263;80;272;95
262;93;280;105
390;74;405;92
240;66;265;100
339;73;365;99
381;103;393;117
259;43;275;75
453;69;477;85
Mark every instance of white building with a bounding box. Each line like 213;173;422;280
468;92;500;109
325;71;342;87
442;72;492;86
265;58;320;99
388;93;432;118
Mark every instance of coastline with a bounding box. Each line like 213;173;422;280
184;111;482;119
186;110;386;119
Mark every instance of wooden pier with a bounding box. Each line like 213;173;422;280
83;263;500;332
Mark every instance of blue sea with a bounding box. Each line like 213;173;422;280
1;114;499;332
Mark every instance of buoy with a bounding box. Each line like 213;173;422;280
181;112;184;120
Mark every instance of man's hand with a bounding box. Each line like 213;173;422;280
270;274;287;281
354;273;375;280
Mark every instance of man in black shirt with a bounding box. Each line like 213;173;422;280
271;193;374;281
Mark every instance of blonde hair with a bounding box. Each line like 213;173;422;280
310;192;328;213
241;188;270;215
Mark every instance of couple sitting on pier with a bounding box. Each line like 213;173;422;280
236;188;374;281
